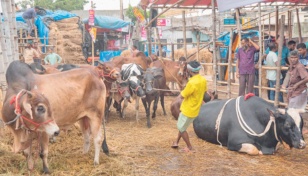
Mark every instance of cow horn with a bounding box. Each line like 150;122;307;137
26;91;33;98
35;68;46;74
57;68;64;72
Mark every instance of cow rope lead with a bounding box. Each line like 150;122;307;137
215;97;279;147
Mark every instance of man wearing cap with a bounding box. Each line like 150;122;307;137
22;6;39;38
22;42;40;64
171;60;207;152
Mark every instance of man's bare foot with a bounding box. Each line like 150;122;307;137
179;147;195;153
171;142;178;149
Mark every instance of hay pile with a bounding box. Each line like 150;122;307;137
48;17;86;64
174;48;213;75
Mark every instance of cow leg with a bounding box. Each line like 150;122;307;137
160;93;167;116
23;145;34;171
152;95;159;119
40;133;50;174
238;143;260;155
141;98;151;128
79;117;91;154
135;97;140;122
89;116;103;165
105;97;112;122
121;98;128;118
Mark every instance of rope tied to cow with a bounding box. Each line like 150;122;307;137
158;58;186;87
215;96;279;147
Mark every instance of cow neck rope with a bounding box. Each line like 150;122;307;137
215;97;279;147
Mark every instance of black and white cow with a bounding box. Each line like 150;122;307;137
193;96;306;155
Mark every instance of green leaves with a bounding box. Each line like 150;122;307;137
22;0;90;11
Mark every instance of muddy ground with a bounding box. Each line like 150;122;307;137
1;83;308;176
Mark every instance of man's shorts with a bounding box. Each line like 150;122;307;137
177;113;195;133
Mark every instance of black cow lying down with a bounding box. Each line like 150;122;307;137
194;96;306;155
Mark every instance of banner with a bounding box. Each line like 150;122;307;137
89;27;97;43
217;0;262;12
89;9;95;26
157;18;171;27
133;7;146;25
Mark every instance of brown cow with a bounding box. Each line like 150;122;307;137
111;52;153;70
2;61;61;173
170;89;218;120
150;58;188;90
2;61;111;173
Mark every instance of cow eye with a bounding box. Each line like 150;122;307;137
37;105;46;113
284;122;291;129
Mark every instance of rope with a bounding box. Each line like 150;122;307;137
235;97;279;141
215;97;279;147
215;99;234;146
152;88;181;92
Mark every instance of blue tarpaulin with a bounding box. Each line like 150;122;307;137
16;10;77;45
100;51;122;62
83;16;130;30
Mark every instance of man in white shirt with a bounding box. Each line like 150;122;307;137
266;43;283;102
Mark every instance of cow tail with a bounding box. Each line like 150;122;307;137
101;119;109;155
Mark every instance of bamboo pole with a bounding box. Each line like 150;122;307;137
212;0;217;92
227;29;233;99
171;43;174;60
275;6;278;40
19;28;23;60
146;8;152;55
236;8;241;47
197;33;200;62
296;8;302;43
182;11;187;59
0;13;9;70
145;0;184;28
258;3;263;98
6;0;15;61
1;0;13;69
155;27;162;58
274;15;285;107
288;11;291;40
11;0;18;60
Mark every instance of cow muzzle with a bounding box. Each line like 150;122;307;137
299;139;306;149
45;122;60;137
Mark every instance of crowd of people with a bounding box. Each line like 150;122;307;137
236;37;308;109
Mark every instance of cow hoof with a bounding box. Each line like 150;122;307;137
43;168;50;175
147;123;151;128
94;160;99;166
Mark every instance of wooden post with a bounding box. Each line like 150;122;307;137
182;11;187;59
296;8;302;43
44;36;47;53
236;9;241;47
258;3;263;97
6;0;15;61
1;0;13;69
289;11;292;40
197;33;200;62
212;0;217;92
274;15;285;107
146;7;152;55
155;27;162;58
11;0;18;60
227;29;233;99
275;6;278;40
171;43;174;61
92;40;95;66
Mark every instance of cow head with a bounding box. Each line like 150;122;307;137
269;108;306;149
18;90;60;137
117;81;131;101
29;63;46;74
129;76;145;98
97;61;121;80
203;89;218;103
143;67;164;95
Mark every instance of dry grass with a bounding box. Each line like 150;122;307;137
1;84;308;175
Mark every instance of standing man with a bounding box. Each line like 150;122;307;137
130;45;139;57
287;40;296;52
44;47;62;65
236;38;260;96
265;43;283;102
23;42;40;64
297;43;308;66
282;51;308;109
32;41;43;64
171;61;207;152
22;6;39;38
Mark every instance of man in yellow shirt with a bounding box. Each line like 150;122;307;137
171;60;207;152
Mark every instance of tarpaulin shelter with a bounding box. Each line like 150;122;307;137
16;10;77;44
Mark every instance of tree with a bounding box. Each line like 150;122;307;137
18;0;89;11
126;4;137;24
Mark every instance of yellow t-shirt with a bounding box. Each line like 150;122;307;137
180;74;207;118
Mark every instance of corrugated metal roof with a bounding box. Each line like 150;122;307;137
152;0;308;7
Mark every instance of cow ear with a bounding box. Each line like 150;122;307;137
22;99;33;119
296;109;306;114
